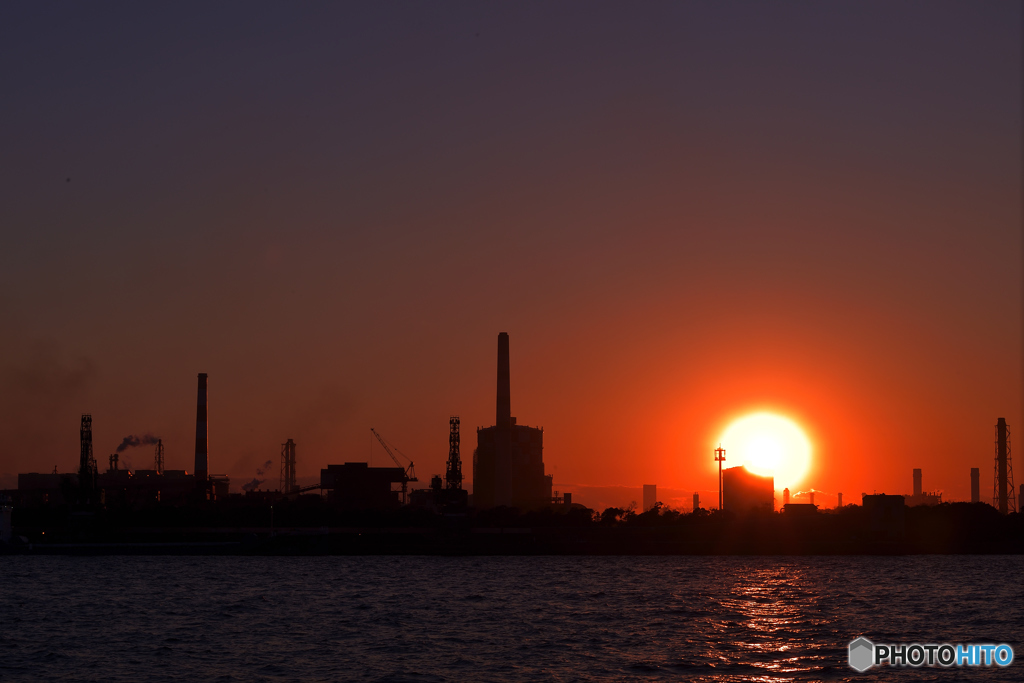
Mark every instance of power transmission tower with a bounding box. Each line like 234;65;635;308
154;439;164;475
281;439;297;494
78;414;97;504
993;418;1015;514
446;416;462;491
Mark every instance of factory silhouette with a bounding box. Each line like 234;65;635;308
1;333;1021;555
474;332;552;509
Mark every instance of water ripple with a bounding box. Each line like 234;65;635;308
0;556;1021;681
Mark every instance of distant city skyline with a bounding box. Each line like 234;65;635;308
0;2;1020;507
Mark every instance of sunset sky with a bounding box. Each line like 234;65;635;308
1;2;1020;511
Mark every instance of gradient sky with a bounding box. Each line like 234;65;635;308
1;2;1020;510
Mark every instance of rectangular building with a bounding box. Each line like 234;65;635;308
17;472;75;506
722;466;774;514
321;462;405;509
862;494;906;541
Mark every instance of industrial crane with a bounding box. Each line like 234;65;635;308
370;428;419;504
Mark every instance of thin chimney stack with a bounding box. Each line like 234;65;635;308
496;332;511;430
195;373;208;486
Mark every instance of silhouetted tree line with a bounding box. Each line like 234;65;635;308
6;496;1021;554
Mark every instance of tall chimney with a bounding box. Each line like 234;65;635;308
996;418;1008;514
913;468;922;498
496;333;511;430
195;373;208;486
837;492;843;508
970;467;980;503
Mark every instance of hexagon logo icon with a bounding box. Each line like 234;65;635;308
848;637;874;672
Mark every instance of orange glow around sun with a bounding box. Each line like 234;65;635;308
718;412;812;490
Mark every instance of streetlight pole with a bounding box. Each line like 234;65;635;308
715;445;726;510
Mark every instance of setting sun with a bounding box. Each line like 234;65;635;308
718;412;812;490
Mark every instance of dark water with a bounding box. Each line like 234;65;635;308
1;556;1021;681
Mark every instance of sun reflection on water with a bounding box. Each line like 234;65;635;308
712;565;822;679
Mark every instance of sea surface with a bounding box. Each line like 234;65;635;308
1;555;1021;682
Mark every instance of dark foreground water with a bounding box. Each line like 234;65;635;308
1;556;1021;682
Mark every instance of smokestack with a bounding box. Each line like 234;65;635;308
996;418;1008;514
643;484;656;513
913;468;922;498
496;333;511;430
195;373;208;486
971;467;980;503
783;488;790;506
809;491;815;506
692;492;699;511
837;492;842;508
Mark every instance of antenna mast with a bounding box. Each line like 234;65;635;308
715;444;726;511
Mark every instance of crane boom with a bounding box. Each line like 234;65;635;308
370;428;418;504
370;428;404;470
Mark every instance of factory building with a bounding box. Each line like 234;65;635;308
12;375;230;509
473;333;553;509
106;469;218;507
14;467;226;508
320;463;406;509
906;468;942;506
97;459;133;507
862;494;906;541
722;466;774;514
14;472;76;506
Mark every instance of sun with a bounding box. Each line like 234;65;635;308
717;412;812;490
